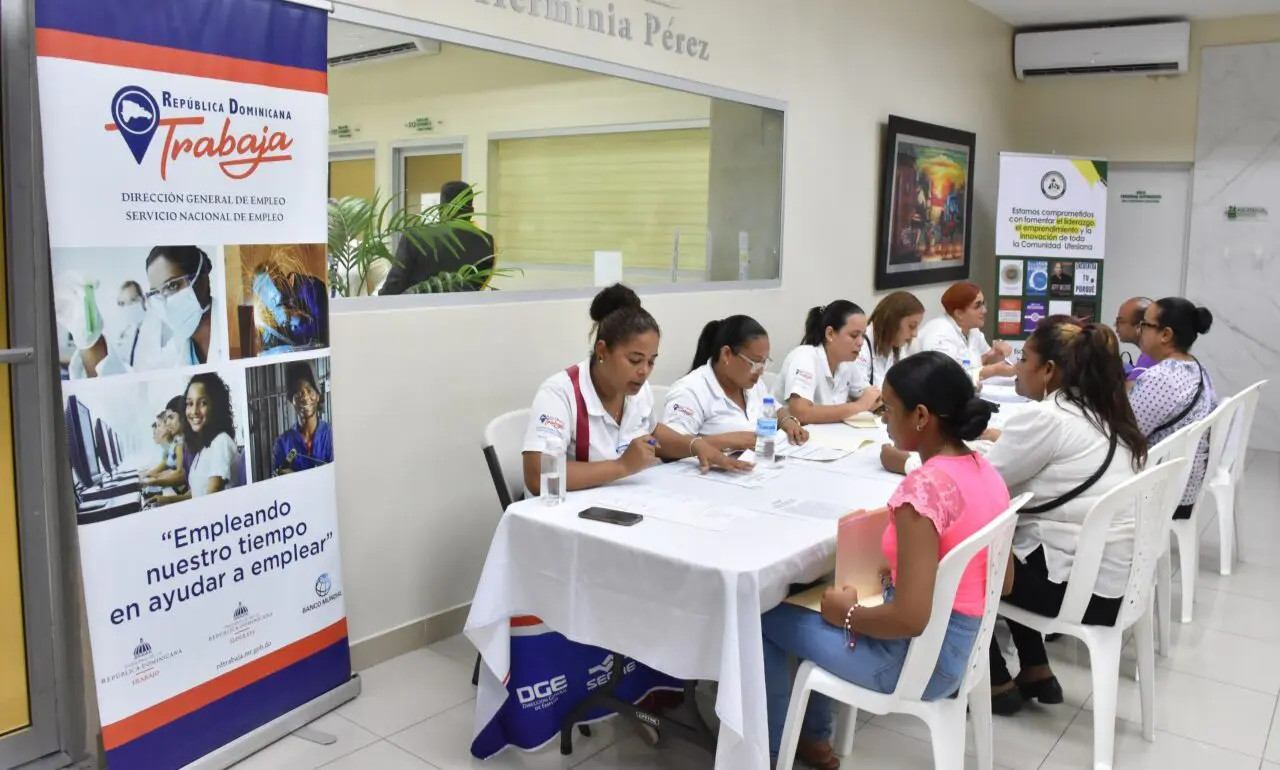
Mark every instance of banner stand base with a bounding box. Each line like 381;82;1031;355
179;675;362;770
291;726;338;746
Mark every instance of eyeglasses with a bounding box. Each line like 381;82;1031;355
1138;320;1162;333
145;272;197;302
737;353;772;374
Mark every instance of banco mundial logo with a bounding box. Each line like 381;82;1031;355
1040;171;1067;201
315;573;332;598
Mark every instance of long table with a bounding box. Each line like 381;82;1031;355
465;423;902;770
465;395;1031;770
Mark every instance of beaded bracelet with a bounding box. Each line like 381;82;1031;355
843;605;858;649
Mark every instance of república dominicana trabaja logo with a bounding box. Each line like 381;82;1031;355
105;83;295;181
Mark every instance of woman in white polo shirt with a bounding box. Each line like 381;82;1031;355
856;290;925;388
774;300;881;424
916;281;1015;381
522;284;749;495
663;315;809;451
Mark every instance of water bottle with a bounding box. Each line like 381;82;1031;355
540;437;566;506
961;357;980;386
755;397;778;463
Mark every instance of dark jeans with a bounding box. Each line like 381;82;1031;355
989;548;1122;686
1173;503;1194;521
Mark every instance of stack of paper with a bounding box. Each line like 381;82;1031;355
783;507;891;610
776;443;852;462
843;412;881;429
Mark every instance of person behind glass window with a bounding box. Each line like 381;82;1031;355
856;291;925;388
917;282;1015;380
1129;297;1219;520
774;301;881;424
663;315;809;451
380;181;496;295
759;352;1008;770
521;284;750;496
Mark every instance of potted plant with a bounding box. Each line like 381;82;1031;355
327;189;517;297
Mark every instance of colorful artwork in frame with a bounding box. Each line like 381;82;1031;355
874;116;977;291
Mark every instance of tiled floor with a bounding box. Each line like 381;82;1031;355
231;450;1280;769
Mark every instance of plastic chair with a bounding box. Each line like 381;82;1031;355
1163;403;1226;624
649;384;671;410
474;409;530;685
999;459;1188;770
776;492;1032;770
481;409;531;511
1146;423;1201;657
1205;380;1266;575
762;371;780;395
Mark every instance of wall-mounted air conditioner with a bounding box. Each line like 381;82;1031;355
327;37;440;68
1014;21;1190;80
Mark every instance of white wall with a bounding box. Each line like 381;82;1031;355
1014;14;1280;163
330;0;1018;645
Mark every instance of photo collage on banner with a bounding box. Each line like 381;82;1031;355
993;153;1108;341
35;0;349;767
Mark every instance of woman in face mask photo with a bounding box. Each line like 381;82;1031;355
141;245;226;369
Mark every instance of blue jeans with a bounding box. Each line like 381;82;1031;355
761;589;981;757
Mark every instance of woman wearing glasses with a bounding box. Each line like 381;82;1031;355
662;315;809;451
1129;297;1219;520
917;282;1015;381
141;245;225;369
774;300;882;424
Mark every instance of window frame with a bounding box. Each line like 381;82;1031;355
329;2;787;313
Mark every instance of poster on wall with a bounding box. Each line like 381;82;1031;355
996;153;1108;259
35;0;350;768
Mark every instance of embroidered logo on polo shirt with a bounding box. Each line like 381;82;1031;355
794;369;813;382
671;403;696;418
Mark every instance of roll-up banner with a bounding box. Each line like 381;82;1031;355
993;152;1108;341
34;0;353;767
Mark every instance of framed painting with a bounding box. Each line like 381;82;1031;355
874;116;977;290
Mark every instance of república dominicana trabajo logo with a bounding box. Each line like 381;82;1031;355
105;83;295;180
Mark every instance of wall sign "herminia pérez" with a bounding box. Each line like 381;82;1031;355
474;0;712;61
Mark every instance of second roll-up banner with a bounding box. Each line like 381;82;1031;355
34;0;356;767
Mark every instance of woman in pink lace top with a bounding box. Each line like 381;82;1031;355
761;352;1011;770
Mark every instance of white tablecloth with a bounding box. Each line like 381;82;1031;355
465;423;900;770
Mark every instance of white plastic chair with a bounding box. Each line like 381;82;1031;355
776;492;1032;770
1000;459;1188;770
649;384;671;410
1146;422;1201;657
762;371;780;395
481;409;531;512
1205;380;1266;575
1164;403;1226;623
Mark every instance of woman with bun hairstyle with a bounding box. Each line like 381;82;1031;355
959;317;1150;715
760;352;1008;770
1129;297;1219;520
663;315;809;450
917;282;1015;380
522;284;749;496
856;291;926;388
774;300;881;425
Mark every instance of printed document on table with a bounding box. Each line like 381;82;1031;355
759;496;851;521
673;461;783;489
777;443;852;462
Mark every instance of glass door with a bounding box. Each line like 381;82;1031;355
1;0;85;766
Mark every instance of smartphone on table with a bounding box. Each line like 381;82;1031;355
578;507;643;527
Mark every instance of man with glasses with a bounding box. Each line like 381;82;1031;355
1113;296;1155;390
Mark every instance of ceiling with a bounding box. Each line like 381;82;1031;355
968;0;1280;27
328;19;423;59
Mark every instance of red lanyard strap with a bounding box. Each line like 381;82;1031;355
565;365;591;463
